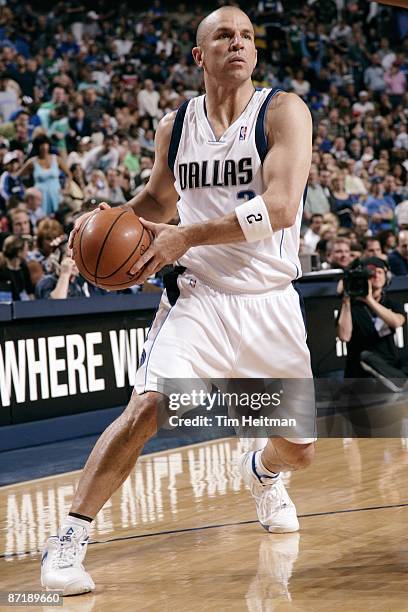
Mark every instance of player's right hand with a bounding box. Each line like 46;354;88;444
67;202;111;256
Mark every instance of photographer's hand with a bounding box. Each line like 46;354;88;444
337;294;352;342
357;279;373;305
360;280;405;329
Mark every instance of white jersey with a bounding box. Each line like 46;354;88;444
168;87;305;294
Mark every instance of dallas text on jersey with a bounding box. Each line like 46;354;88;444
178;158;253;190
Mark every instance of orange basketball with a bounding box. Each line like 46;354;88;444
72;208;151;290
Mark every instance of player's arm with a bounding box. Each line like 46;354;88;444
131;94;312;279
123;112;179;222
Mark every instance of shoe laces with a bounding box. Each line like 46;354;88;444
51;537;78;569
258;481;288;518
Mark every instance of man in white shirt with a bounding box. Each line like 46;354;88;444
352;91;374;116
137;79;162;120
304;214;323;252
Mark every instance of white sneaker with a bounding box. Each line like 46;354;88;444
239;451;299;533
41;526;95;596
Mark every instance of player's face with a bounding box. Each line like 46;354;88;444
195;14;257;83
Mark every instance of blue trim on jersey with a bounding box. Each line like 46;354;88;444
292;282;307;332
302;185;308;208
255;88;282;163
279;229;284;258
168;100;189;173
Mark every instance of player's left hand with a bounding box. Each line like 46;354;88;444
129;218;190;282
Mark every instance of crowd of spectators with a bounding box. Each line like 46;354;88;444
0;0;406;301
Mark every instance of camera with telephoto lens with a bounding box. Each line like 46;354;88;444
343;265;375;297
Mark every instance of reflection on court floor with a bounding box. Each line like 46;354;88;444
1;438;407;611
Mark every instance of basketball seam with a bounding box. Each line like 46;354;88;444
94;210;129;281
96;226;147;281
78;213;101;278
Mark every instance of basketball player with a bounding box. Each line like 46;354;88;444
41;7;316;595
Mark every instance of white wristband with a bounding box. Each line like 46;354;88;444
235;195;273;242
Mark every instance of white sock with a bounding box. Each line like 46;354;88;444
61;515;91;537
253;450;280;481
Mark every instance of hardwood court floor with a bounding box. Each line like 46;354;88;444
0;438;407;611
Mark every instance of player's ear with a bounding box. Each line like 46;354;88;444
192;46;203;68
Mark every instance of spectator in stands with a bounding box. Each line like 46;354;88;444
383;174;402;205
330;175;355;228
377;230;397;255
9;207;31;238
344;159;367;197
28;218;64;273
362;237;384;259
350;242;363;262
83;169;106;199
0;74;19;122
327;238;352;270
0;151;24;206
17;135;71;215
290;70;310;98
35;255;86;299
395;200;408;229
0;235;34;300
364;54;386;94
137;79;162;123
383;62;406;105
123;140;141;177
304;167;330;220
67;106;92;152
303;214;323;253
364;180;395;234
82;134;119;178
96;168;125;205
388;231;408;276
24;187;45;228
319;169;333;199
354;215;371;241
66;163;86;212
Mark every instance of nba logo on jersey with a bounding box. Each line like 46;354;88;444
239;126;247;141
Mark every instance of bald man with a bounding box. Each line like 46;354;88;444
42;7;315;595
388;231;408;276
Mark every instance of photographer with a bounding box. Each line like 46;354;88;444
337;257;407;391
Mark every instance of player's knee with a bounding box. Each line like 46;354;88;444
123;392;158;440
290;443;315;470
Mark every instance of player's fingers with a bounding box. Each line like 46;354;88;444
98;202;111;210
139;217;158;233
129;246;156;275
132;258;162;284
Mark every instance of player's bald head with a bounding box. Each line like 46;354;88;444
195;6;253;47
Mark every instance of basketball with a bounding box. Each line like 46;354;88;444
72;207;151;290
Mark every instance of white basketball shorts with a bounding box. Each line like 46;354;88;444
135;270;316;444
